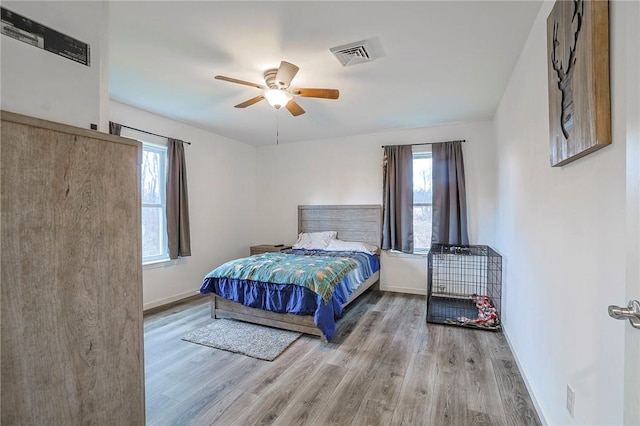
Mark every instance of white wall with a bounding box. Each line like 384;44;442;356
110;101;257;309
493;1;637;424
0;1;108;130
255;121;497;294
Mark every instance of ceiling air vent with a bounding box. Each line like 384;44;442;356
330;39;378;67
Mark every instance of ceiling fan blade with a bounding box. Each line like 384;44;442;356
215;75;266;90
234;95;265;108
275;61;299;89
285;99;305;116
293;88;339;99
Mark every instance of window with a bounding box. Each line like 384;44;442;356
413;149;432;252
141;142;169;263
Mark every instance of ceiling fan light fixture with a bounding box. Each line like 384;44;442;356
264;89;292;109
216;61;337;117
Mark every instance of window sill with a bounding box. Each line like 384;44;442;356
143;256;189;270
383;250;428;259
143;258;173;270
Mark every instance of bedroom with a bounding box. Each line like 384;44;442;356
1;1;638;425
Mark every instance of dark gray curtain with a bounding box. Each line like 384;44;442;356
382;145;414;253
109;121;122;136
431;141;469;245
166;138;191;259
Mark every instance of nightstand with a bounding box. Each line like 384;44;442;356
250;244;293;255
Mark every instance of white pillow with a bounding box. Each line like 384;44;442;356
325;239;379;255
292;231;337;250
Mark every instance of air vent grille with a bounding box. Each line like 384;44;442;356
330;39;376;67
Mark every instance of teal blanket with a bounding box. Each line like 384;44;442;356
205;252;358;303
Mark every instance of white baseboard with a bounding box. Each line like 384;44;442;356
502;325;549;426
143;290;200;311
379;285;427;296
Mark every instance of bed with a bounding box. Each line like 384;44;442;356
199;205;382;341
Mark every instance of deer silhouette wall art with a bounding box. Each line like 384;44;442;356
546;0;611;167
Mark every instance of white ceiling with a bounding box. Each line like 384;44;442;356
109;1;542;146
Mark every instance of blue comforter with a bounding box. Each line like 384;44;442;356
199;249;380;341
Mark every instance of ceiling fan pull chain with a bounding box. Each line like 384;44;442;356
276;112;279;146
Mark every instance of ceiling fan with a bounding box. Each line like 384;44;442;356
215;61;339;117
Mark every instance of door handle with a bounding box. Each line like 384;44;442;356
608;300;640;329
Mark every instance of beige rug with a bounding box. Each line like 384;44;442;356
182;319;301;361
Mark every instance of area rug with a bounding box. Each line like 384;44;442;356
181;319;301;361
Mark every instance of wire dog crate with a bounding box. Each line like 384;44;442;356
427;244;502;331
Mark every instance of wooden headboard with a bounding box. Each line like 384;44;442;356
298;205;382;247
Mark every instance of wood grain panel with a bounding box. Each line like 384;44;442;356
299;204;382;247
233;344;328;425
213;296;322;336
429;326;471;425
493;358;542;425
546;0;611;166
352;399;395;426
273;364;347;426
314;296;414;425
157;356;261;424
325;310;384;368
143;293;542;425
1;111;144;424
463;329;505;416
391;344;437;424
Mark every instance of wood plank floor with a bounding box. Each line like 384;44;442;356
143;291;541;426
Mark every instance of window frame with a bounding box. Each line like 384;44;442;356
140;141;170;264
412;148;433;253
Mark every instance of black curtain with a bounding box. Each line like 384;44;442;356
382;145;414;253
431;141;469;245
166;138;191;259
109;121;122;136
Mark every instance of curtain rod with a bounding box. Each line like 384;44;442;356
381;139;465;148
121;124;191;145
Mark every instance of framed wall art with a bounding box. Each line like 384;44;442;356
546;0;610;167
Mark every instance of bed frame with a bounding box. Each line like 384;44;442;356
210;204;382;340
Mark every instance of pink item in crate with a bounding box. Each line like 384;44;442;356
457;294;499;327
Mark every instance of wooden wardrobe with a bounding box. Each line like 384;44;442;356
1;111;145;424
